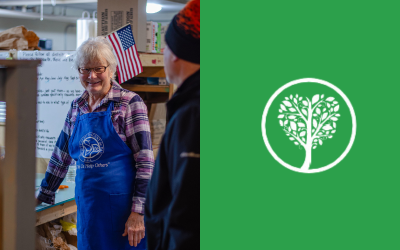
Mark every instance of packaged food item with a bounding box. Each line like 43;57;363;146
146;21;161;53
160;25;167;53
0;26;40;50
36;222;70;250
61;213;78;247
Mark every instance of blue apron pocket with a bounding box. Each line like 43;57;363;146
110;193;132;232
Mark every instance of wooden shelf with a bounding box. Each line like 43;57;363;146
121;84;176;99
36;200;77;226
121;84;170;93
136;66;165;78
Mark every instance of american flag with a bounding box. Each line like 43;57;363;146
106;24;143;83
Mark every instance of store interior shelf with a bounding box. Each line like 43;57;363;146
136;66;166;78
121;84;171;93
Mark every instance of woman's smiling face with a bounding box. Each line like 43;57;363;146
79;58;113;96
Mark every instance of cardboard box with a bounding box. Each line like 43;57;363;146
153;145;159;159
64;231;77;248
146;22;152;52
160;25;168;53
146;21;161;53
97;0;147;52
149;103;166;146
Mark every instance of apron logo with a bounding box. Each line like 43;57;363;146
79;132;105;163
261;78;357;173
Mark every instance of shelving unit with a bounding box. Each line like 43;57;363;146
121;53;174;160
121;53;176;107
0;59;40;250
122;84;175;99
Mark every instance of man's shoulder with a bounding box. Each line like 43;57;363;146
171;100;200;124
165;101;199;145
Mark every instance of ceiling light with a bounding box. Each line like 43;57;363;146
146;3;162;14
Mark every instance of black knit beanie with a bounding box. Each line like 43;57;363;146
165;0;200;64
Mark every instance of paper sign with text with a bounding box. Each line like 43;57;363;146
18;51;84;159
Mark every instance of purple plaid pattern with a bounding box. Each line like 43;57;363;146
37;82;154;214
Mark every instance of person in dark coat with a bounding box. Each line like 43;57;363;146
144;0;200;249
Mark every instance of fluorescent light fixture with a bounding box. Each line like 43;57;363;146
146;3;162;13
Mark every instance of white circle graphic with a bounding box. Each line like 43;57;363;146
261;78;357;173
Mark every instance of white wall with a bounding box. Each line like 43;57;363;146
0;17;76;51
146;12;175;23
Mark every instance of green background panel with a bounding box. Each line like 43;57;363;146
203;0;400;249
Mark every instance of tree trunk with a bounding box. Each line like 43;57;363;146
300;144;312;171
300;102;313;172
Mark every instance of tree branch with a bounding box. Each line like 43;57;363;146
281;112;300;115
311;113;336;139
292;102;307;123
284;128;306;148
311;99;327;112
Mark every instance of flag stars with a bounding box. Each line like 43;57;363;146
117;26;135;51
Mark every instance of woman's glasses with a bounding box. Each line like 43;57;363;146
78;66;108;74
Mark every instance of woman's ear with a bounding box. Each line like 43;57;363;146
109;70;114;80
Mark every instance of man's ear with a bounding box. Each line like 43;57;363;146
172;53;179;62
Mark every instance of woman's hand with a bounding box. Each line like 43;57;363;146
122;212;145;247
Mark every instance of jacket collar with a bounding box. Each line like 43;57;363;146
167;70;200;120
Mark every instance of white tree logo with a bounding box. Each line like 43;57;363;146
261;78;357;174
278;94;340;171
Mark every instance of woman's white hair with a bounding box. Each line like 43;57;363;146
74;36;117;80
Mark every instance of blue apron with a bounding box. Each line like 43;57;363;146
69;101;147;250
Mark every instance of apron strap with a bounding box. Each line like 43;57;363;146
76;100;114;119
107;100;115;113
76;105;81;118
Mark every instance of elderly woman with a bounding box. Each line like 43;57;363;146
36;37;153;250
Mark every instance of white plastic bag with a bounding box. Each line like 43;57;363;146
77;11;96;48
61;212;78;236
40;222;69;250
62;213;77;225
35;232;56;250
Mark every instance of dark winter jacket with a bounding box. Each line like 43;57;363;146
145;70;200;250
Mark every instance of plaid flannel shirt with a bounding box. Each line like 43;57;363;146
37;81;154;214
